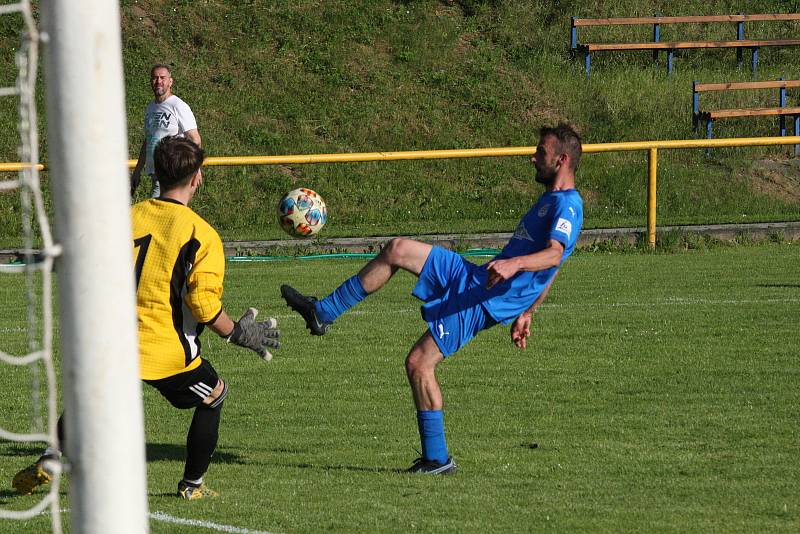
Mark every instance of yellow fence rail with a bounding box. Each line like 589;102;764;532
2;135;798;248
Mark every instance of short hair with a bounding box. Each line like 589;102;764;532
150;64;172;78
153;136;204;191
540;123;582;171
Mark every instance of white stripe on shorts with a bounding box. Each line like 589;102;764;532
189;382;212;399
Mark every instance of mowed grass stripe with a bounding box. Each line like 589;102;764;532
1;243;797;532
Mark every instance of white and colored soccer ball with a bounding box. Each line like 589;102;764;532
278;187;327;238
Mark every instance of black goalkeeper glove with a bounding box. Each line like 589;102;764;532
226;308;280;361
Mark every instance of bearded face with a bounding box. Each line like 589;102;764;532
150;67;173;100
533;135;561;185
535;159;558;185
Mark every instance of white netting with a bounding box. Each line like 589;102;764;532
0;1;63;531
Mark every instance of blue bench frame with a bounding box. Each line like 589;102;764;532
692;79;800;155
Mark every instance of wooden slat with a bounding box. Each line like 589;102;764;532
695;80;800;92
743;13;800;21
703;106;800;119
573;13;800;26
581;39;800;51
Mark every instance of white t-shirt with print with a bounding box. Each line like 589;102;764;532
143;95;198;176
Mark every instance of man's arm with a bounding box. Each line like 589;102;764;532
184;128;201;147
207;309;235;337
509;272;558;349
187;235;278;360
485;239;564;289
130;139;147;197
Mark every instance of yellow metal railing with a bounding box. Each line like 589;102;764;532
2;135;799;247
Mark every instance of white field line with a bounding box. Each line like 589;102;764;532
48;509;280;534
271;296;800;321
150;511;280;534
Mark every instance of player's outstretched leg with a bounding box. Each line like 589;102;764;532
281;239;430;336
280;284;333;335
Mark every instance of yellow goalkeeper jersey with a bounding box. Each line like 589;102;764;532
132;198;225;380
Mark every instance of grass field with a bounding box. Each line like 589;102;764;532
1;243;798;532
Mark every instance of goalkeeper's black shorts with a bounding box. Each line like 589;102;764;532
144;359;227;409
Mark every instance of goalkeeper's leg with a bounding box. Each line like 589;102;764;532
12;415;65;494
179;400;223;499
145;359;227;499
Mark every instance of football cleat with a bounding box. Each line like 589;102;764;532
177;480;219;500
12;458;55;495
280;284;331;336
407;456;457;475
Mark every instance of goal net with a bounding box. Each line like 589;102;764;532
2;1;149;532
0;0;62;531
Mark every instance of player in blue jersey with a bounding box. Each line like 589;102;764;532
281;123;584;474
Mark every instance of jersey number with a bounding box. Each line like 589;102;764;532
133;234;152;288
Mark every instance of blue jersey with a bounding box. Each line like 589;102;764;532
476;189;583;324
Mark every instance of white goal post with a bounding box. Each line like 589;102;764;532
42;1;149;532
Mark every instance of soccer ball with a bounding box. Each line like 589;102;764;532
278;187;327;238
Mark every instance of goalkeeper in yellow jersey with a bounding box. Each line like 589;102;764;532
13;136;280;500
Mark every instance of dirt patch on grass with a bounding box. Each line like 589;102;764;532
277;165;303;185
346;41;392;77
748;158;800;203
454;32;479;57
130;5;157;34
580;187;601;206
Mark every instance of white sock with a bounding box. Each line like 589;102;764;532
42;448;62;459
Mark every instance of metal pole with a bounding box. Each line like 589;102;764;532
647;148;658;249
570;18;577;49
3;136;800;170
736;20;744;66
779;80;786;137
652;23;660;62
41;1;149;533
795;116;800;155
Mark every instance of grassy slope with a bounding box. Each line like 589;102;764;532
0;0;799;246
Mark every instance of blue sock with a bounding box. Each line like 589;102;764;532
315;275;367;323
417;410;449;464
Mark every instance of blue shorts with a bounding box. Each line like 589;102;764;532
412;247;497;357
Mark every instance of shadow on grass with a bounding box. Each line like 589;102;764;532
757;283;800;288
1;442;248;465
0;487;66;506
266;460;405;474
0;443;44;458
145;442;247;465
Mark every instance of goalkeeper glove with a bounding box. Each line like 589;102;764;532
226;308;280;361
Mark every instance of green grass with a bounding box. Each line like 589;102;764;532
1;242;799;532
1;1;799;247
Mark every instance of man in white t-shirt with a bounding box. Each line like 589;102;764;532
131;64;202;197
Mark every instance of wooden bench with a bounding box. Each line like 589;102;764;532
571;14;800;77
692;79;800;154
